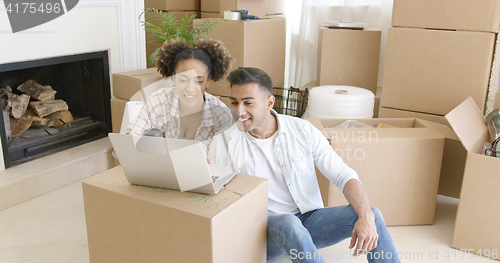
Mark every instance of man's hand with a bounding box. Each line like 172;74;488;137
349;213;378;256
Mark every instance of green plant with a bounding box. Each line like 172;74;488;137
139;8;220;64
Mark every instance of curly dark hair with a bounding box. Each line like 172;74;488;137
155;39;232;82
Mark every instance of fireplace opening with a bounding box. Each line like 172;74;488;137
0;51;112;168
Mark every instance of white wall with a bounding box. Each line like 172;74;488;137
0;0;147;170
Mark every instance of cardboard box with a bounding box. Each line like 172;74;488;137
307;118;445;226
381;27;495;116
265;0;285;15
201;12;222;18
110;98;128;134
145;0;200;11
193;17;286;97
83;166;268;263
445;97;500;257
392;0;500;33
201;0;265;18
378;106;468;199
317;26;381;95
112;68;163;100
145;11;201;68
374;87;382;118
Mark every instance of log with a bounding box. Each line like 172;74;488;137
45;110;73;128
24;108;47;126
29;100;68;118
10;116;33;137
17;79;57;101
0;86;31;118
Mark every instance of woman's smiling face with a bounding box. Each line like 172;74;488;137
174;59;210;107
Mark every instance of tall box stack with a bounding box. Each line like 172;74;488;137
193;17;286;97
144;0;201;68
317;25;381;95
201;0;265;19
380;0;500;123
379;0;500;198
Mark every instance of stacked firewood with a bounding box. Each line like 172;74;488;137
1;79;73;137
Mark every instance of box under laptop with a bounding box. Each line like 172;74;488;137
108;133;237;195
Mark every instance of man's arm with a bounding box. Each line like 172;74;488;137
343;178;378;256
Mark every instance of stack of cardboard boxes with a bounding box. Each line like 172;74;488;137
144;0;201;68
192;16;286;101
310;24;382;117
110;68;165;134
379;0;500;126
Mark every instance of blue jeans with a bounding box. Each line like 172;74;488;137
267;206;401;263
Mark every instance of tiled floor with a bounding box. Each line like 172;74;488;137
0;181;496;263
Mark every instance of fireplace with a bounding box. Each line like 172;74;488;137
0;51;112;168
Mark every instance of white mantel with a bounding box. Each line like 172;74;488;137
0;0;147;171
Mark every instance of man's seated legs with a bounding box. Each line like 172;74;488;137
267;206;400;263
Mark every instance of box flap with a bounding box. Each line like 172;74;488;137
495;92;500;110
445;97;488;154
416;119;459;141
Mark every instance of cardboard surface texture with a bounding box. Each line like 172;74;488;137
445;97;500;258
193;17;286;97
392;0;500;32
201;0;265;18
307;118;445;226
381;27;495;116
112;68;164;101
317;26;381;95
110;98;128;134
145;0;200;11
83;166;268;263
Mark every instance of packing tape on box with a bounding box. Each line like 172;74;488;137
302;85;375;119
224;10;241;20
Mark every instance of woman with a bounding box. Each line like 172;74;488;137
126;38;233;150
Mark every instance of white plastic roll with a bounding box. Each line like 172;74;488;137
303;85;374;119
224;11;241;20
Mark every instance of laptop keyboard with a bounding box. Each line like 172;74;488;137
211;176;219;183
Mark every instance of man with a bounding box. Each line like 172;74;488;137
208;67;400;263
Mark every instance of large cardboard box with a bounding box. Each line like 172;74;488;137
378;107;468;199
307;118;445;226
145;0;200;11
145;11;201;68
381;27;496;116
317;26;381;95
193;17;286;97
445;97;500;258
112;68;163;101
83;166;268;263
392;0;500;33
201;0;265;18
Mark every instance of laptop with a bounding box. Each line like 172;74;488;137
108;133;238;195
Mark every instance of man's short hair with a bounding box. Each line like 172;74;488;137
227;67;273;95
